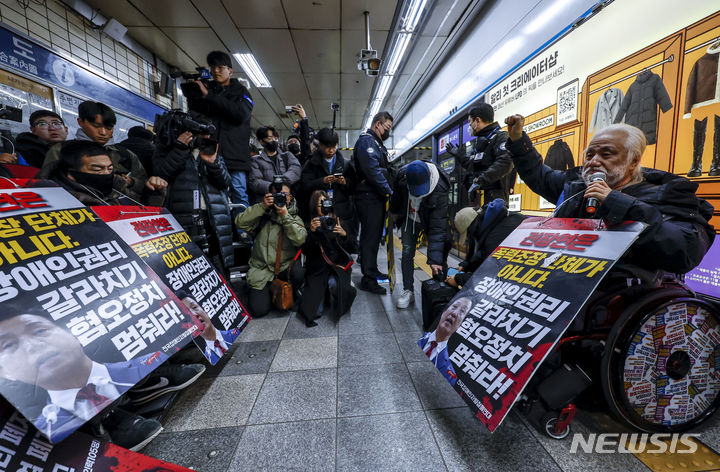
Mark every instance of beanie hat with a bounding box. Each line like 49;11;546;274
405;160;431;197
454;207;480;234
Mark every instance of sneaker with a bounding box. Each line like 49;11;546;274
127;363;206;405
396;289;415;309
359;277;387;295
103;408;163;451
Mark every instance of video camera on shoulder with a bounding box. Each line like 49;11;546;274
170;67;211;100
153;109;217;149
271;175;287;207
319;198;336;231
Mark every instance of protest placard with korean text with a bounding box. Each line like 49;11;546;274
0;187;197;443
94;206;250;365
419;217;644;432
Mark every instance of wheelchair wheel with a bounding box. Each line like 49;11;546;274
601;294;720;432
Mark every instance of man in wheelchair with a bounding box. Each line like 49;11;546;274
463;115;717;436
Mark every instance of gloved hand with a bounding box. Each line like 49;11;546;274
445;142;463;158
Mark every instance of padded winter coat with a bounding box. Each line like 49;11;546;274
544;140;574;171
188;78;254;173
613;70;672;145
508;132;715;284
299;150;355;222
389;162;451;266
235;201;307;290
154;145;234;270
248;150;302;202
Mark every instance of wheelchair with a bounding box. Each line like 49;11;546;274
519;280;720;439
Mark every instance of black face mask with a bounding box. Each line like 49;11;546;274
68;170;114;196
381;129;391;141
287;142;300;154
263;140;278;153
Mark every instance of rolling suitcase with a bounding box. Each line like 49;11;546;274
421;279;457;331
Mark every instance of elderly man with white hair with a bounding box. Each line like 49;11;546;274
504;114;715;288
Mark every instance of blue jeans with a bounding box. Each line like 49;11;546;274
229;171;249;208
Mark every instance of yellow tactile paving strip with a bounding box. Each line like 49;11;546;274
629;438;720;472
399;237;720;471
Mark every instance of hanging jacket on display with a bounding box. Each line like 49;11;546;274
589;87;623;132
684;42;720;116
614;70;673;145
544;140;575;171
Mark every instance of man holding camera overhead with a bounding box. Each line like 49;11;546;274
187;50;254;210
154;116;234;276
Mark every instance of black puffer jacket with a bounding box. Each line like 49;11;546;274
390;162;451;266
188;78;253;172
119;136;156;176
14;132;51;168
456;122;514;201
154;145;234;270
544;140;574;171
508;132;715;282
613;70;672;145
299;225;356;321
299;150;355;221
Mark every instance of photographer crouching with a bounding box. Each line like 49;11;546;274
153;110;235;277
235;176;307;318
299;191;357;327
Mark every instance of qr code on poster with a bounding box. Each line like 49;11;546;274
558;85;576;115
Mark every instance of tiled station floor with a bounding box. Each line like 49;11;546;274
144;250;720;471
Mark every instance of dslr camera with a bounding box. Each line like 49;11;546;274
319;198;337;231
154;109;217;149
271;175;287;207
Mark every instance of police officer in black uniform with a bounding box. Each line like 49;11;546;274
446;103;514;205
353;111;394;294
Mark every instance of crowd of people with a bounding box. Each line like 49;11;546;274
1;47;717;450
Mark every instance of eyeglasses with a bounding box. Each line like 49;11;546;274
34;120;64;129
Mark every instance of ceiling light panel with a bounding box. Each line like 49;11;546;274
233;53;272;88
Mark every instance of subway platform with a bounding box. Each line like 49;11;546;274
141;247;720;472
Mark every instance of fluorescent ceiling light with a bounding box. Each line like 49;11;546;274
403;0;428;32
233;53;271;88
386;33;412;76
523;0;574;35
376;75;393;101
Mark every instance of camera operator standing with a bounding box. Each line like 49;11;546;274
187;50;254;209
154;118;234;277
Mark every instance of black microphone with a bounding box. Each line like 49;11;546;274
585;172;606;214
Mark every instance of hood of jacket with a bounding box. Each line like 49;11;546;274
636;70;653;84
